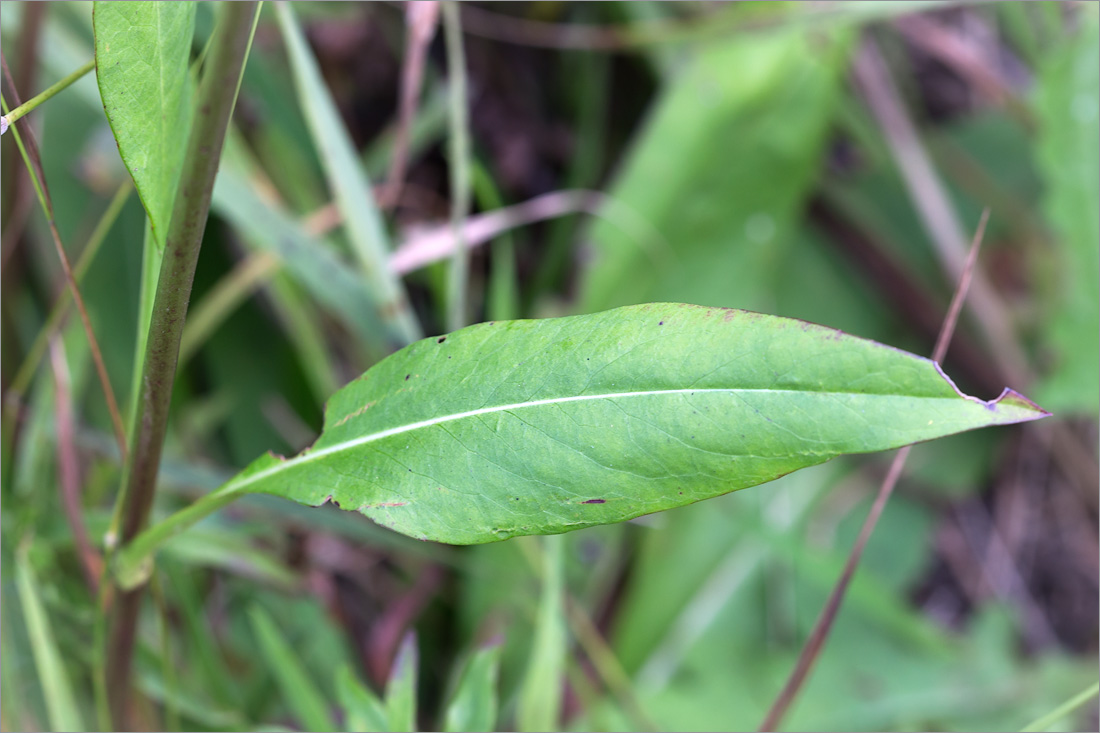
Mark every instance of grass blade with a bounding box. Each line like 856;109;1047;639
335;664;388;733
248;605;337;732
385;632;418;733
517;536;565;732
1021;681;1100;732
16;546;85;732
274;2;422;347
211;165;392;359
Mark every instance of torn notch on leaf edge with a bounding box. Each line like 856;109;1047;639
933;361;1051;419
984;387;1051;417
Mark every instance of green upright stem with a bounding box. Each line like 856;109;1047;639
104;4;260;728
1;57;95;132
443;0;471;332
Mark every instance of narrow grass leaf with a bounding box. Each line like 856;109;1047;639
16;549;85;732
248;605;337;732
93;1;195;251
1021;681;1100;732
163;567;239;708
210;166;392;356
335;664;388;733
518;537;565;732
274;2;422;347
443;642;501;733
470;160;519;322
385;633;418;733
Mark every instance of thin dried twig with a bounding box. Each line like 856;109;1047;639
0;2;43;265
390;189;606;274
893;14;1020;110
853;40;1027;380
9;179;132;403
853;37;1098;506
759;209;990;732
380;1;440;211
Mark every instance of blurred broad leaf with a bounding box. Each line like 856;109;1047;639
580;28;850;312
93;1;195;251
206;304;1044;544
1034;6;1100;413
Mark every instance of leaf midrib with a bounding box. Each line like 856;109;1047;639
221;385;955;496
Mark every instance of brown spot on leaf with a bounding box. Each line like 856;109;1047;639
582;499;606;504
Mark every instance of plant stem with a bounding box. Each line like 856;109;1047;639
104;4;259;727
758;210;990;732
443;0;471;332
470;160;519;321
1;57;94;133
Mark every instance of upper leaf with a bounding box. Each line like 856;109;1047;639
580;28;850;313
94;1;195;251
217;304;1046;545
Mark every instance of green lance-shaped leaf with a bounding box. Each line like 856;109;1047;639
117;303;1047;569
93;1;195;251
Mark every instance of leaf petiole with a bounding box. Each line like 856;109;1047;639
112;482;249;589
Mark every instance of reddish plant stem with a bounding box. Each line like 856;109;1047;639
381;1;439;210
759;209;990;732
0;1;42;254
1;53;128;462
49;338;102;594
